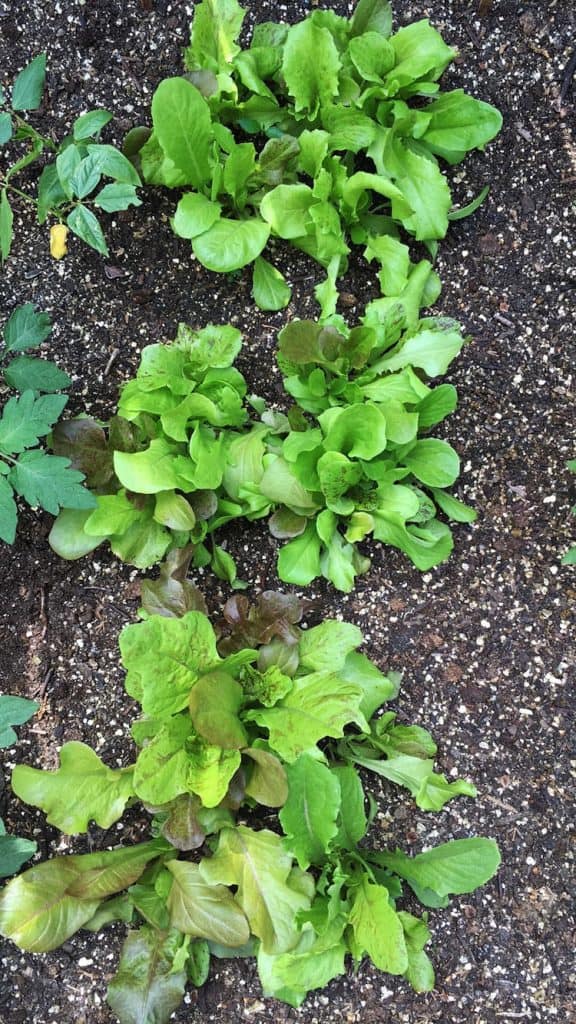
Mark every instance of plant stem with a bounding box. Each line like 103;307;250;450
0;180;38;209
12;112;56;152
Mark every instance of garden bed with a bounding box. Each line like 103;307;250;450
0;1;574;1022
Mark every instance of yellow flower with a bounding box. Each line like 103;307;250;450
50;223;69;259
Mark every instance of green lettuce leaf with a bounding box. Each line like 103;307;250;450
349;876;408;973
167;860;250;945
107;926;187;1024
245;670;367;762
298;620;362;673
120;611;220;716
199;826;312;954
375;838;501;902
0;841;165;952
150;78;213;187
282;18;341;118
279;754;341;869
12;742;134;834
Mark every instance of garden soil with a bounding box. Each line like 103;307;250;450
0;1;574;1022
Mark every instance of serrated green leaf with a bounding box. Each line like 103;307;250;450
398;911;435;991
341;651;399;720
9;450;95;515
0;391;68;454
245;669;367;762
110;511;172;570
389;20;456;88
348;31;395;83
3;303;52;352
257;929;346;1008
11;54;46;111
3;355;70;393
392;144;452;241
84;491;142;538
185;0;245;72
133;716;193;805
298;620;362;673
12;741;135;834
282;19;341;118
113;438;185;494
320;402;388;459
350;0;393;38
187;742;242;808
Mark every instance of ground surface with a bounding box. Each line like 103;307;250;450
0;1;574;1023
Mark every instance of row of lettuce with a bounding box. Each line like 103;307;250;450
0;1;529;1022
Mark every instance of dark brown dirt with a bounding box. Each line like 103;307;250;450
0;2;575;1023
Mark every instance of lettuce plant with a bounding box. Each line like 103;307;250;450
0;304;95;544
263;257;474;587
47;322;269;578
0;695;38;878
0;595;500;1020
48;263;473;589
0;54;141;262
128;0;502;309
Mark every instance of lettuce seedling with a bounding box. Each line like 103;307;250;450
0;304;95;544
0;595;500;1019
128;0;502;308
